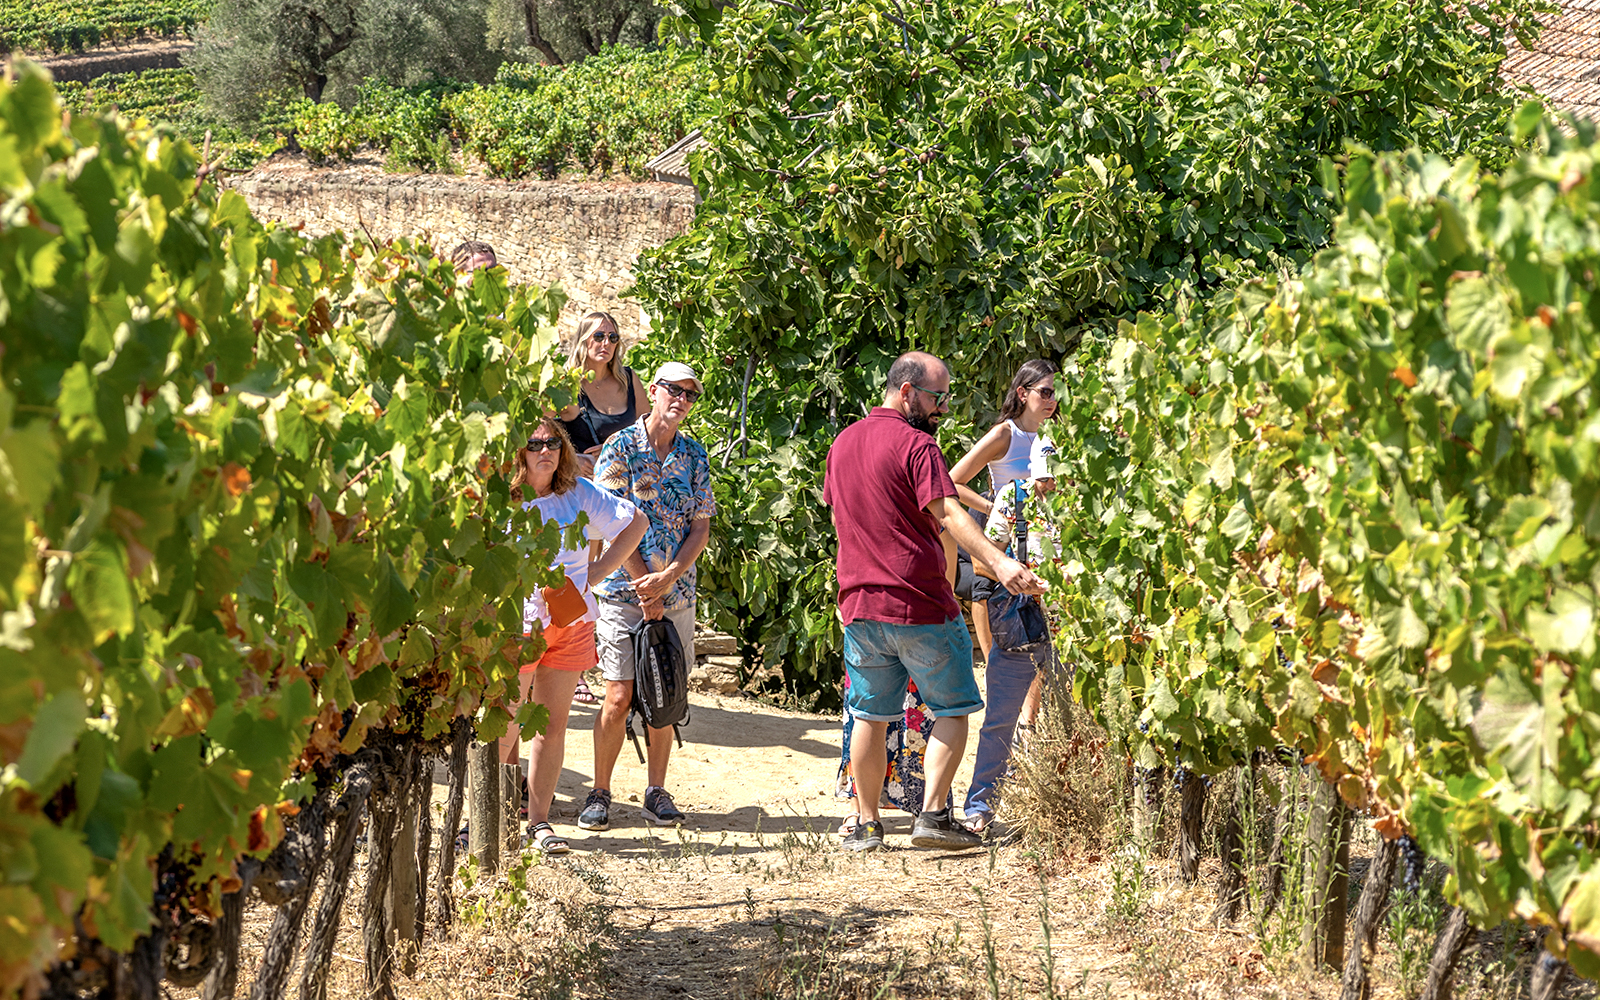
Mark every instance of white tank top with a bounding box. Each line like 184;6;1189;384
986;420;1035;489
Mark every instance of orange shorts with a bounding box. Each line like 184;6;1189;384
521;619;597;673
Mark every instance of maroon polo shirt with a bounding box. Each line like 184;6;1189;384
823;407;961;626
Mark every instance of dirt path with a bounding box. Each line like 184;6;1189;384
420;688;1283;1000
214;686;1505;1000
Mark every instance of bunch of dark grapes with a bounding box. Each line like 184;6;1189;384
396;682;428;735
1398;835;1426;893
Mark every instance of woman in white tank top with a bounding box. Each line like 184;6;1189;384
946;359;1059;661
949;359;1059;515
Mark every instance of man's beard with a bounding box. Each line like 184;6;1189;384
906;397;940;436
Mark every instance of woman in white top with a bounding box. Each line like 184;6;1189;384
501;417;647;853
946;359;1059;660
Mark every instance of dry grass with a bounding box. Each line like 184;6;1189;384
1003;687;1124;867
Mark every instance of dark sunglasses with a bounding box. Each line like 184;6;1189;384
1029;386;1056;401
526;437;563;452
654;381;701;404
591;329;621;344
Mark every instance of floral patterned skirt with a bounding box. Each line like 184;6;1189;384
835;677;953;816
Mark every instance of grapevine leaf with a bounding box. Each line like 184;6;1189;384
369;554;415;637
1526;589;1595;655
16;689;86;787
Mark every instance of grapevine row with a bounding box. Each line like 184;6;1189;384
1046;114;1600;974
0;0;212;53
0;63;575;995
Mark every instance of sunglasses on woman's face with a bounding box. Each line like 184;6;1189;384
654;381;701;404
1029;386;1057;401
591;329;621;344
526;437;562;452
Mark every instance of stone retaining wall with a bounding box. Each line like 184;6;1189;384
232;160;698;343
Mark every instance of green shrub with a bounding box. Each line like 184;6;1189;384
280;46;713;179
449;46;713;179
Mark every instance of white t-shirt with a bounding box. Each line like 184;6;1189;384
520;478;639;629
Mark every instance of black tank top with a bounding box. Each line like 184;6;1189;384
561;367;637;453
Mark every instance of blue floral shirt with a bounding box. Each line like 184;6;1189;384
592;417;716;610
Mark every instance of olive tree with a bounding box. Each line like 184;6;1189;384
188;0;502;118
487;0;663;66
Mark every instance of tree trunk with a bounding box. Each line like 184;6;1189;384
605;7;631;47
1212;766;1246;924
1301;778;1351;971
1132;765;1163;852
432;719;471;933
1418;906;1475;1000
1339;836;1400;1000
122;923;165;1000
520;0;565;65
363;756;405;1000
1530;934;1569;1000
469;741;501;875
297;759;376;1000
388;752;421;977
201;859;259;1000
247;787;337;1000
1177;768;1207;885
414;753;432;947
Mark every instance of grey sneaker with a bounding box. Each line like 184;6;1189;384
641;786;685;825
841;819;885;852
577;789;611;831
910;808;983;850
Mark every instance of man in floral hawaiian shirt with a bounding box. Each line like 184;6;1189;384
578;361;715;831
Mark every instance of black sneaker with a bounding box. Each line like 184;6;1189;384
910;808;983;850
841;819;885;852
577;789;611;831
641;786;685;825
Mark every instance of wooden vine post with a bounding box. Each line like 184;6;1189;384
432;719;473;932
1302;779;1351;971
503;762;524;857
1212;765;1248;924
468;741;502;874
1176;768;1207;885
387;766;421;977
1132;765;1164;851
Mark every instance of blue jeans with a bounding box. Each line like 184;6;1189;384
964;640;1057;818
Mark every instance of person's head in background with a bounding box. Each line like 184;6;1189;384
565;311;628;385
451;240;498;273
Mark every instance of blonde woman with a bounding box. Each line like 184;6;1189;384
558;311;649;477
502;418;646;852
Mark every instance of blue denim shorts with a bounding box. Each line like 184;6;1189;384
843;617;982;721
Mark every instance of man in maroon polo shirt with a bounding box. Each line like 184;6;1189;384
823;351;1046;851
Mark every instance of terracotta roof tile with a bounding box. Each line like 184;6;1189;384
1503;0;1600;120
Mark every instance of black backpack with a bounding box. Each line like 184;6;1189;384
625;616;690;762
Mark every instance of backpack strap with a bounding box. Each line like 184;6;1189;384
625;710;646;764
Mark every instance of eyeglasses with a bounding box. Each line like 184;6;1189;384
654;381;701;404
910;383;951;407
591;329;621;344
526;437;562;452
1029;386;1057;401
